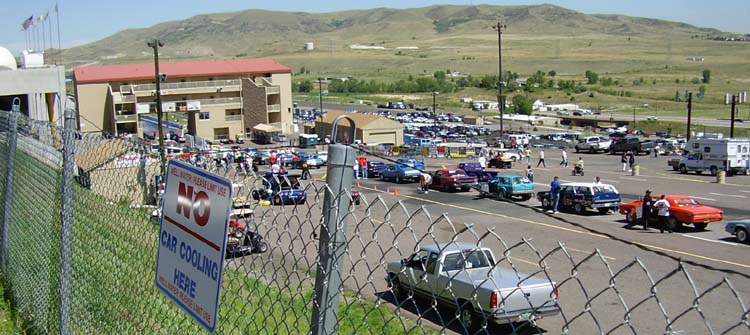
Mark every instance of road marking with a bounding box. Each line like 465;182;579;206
740;190;750;193
681;234;744;247
621;177;648;182
708;192;746;199
357;186;750;270
689;196;717;201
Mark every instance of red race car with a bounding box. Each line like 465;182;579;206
619;195;723;231
430;169;477;192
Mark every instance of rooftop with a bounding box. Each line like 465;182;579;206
73;57;291;84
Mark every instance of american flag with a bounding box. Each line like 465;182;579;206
21;15;33;30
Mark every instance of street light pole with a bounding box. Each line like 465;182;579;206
148;39;166;178
318;78;324;115
493;22;507;140
433;91;438;127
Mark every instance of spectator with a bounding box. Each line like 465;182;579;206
621;152;628;172
525;147;532;164
560;149;568;168
641;190;653;231
654;144;660;158
548;176;561;214
593;176;602;185
628;152;636;172
537;149;546;168
359;157;368;180
353;161;360;179
301;161;311;180
526;165;534;183
653;195;673;233
271;162;281;174
478;155;487;169
419;172;432;194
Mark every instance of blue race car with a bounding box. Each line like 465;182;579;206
251;173;307;205
295;152;324;169
396;158;425;171
379;164;421;183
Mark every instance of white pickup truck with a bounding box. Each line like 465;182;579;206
575;136;612;153
386;243;560;331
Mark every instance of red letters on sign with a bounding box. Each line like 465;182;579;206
176;182;211;227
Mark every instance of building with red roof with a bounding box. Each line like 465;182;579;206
73;57;293;142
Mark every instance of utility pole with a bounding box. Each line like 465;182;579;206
730;94;737;138
493;22;507;140
318;77;324;115
687;92;693;141
147;39;166;177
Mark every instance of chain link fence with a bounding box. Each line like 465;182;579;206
0;109;748;334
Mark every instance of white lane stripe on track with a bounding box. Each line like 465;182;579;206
689;196;716;201
739;190;750;193
621;177;648;182
681;234;744;247
708;192;746;199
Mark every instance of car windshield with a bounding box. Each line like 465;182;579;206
442;250;495;271
448;171;467;177
593;185;618;194
673;198;699;206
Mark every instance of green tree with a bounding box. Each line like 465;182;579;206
702;69;711;83
512;95;532;115
434;70;446;82
548;70;557;77
295;80;313;93
585;70;599;84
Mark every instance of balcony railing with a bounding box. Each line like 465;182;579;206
267;104;281;112
265;86;280;95
123;79;241;94
115;114;138;122
113;94;136;104
225;115;243;122
198;97;242;106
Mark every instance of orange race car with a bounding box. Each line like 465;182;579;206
619;195;723;232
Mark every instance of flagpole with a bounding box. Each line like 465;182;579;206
49;15;54;61
56;4;62;65
42;19;46;51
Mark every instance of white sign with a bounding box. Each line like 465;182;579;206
136;103;151;114
155;160;233;332
187;100;201;111
163;102;176;112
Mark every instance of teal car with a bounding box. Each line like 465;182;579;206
477;175;534;201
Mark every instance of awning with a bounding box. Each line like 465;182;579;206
253;123;281;133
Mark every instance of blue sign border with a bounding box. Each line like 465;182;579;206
155;159;233;332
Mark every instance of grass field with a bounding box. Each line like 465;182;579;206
1;149;434;334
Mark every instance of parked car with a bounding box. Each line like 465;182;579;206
537;183;621;215
379;164;421;183
292;152;324;169
477;175;534;201
457;162;498;183
575;136;612;154
253;150;272;165
725;219;750;244
396;158;425;171
316;151;328;165
366;160;387;177
251;173;307;205
609;137;655;155
430;169;477;192
386;242;560;331
619;195;723;231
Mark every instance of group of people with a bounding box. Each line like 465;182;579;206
620;151;637;172
353;156;368;180
629;190;673;233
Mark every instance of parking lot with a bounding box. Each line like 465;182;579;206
228;143;750;334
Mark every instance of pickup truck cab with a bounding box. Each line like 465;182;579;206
386;243;560;331
575;136;612;153
537;182;621;214
478;175;534;201
609;137;654;155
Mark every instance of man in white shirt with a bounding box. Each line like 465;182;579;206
271;163;281;174
478;155;487;169
593;176;602;185
653;195;672;233
536;150;546;168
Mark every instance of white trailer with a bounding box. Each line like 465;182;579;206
678;135;750;176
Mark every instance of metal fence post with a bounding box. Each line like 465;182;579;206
311;116;357;335
59;107;76;335
1;101;20;272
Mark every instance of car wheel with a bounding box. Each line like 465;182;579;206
379;174;385;181
395;176;401;184
273;195;282;206
694;223;708;231
598;208;610;214
589;147;596;154
625;210;636;224
574;203;584;214
679;165;687;174
668;217;681;232
709;166;718;176
390;276;406;301
736;228;749;244
459;302;481;333
256;242;268;253
520;194;532;201
672;166;678;171
575;147;580;153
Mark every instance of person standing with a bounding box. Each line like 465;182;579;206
301;161;311;180
593;176;602;185
628;152;636;172
352;161;360;179
358;157;368;180
478;154;487;169
526;165;534;183
641;190;653;231
560;149;568;168
525;147;532;164
537;149;546;168
653;195;673;233
548;176;561;214
621;152;628;172
653;144;660;158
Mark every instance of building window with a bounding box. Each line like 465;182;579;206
181;79;186;83
199;112;210;120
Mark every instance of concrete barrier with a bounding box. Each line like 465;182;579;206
717;170;726;184
632;164;640;176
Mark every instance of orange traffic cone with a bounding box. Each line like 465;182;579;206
394;188;399;196
374;185;378;192
386;187;391;194
357;181;361;188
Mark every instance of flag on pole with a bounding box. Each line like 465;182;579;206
41;12;49;22
55;3;58;13
22;15;33;30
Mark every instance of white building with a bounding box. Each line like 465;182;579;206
0;47;66;123
532;99;545;111
544;103;579;112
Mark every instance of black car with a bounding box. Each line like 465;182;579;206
367;161;386;177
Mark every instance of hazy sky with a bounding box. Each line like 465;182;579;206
2;0;748;53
